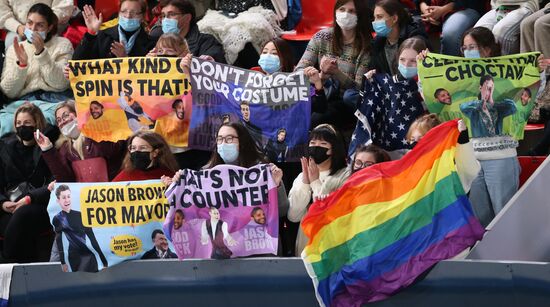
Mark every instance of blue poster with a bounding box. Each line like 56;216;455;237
188;58;311;162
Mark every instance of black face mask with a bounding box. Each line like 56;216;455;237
16;125;36;141
130;151;152;171
308;146;330;164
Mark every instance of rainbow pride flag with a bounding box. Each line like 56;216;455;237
301;120;485;306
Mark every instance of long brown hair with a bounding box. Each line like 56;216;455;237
331;0;372;57
14;102;47;132
263;38;294;73
204;122;267;169
121;131;179;172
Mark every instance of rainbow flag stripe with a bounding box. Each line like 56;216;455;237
301;120;485;306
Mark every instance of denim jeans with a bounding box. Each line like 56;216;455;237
468;156;520;227
441;9;481;56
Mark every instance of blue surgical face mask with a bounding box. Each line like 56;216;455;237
372;20;392;37
464;49;481;59
118;16;141;32
217;143;239;164
24;27;47;43
162;18;180;34
398;63;418;79
258;54;281;74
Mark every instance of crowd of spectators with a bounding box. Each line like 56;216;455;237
0;0;549;262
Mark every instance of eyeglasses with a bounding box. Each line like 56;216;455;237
56;111;72;125
161;12;183;19
216;136;238;144
120;10;143;18
353;160;375;169
128;145;153;152
460;44;478;52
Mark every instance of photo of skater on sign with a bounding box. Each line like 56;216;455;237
68;57;192;147
163;164;279;259
48;180;174;272
188;58;310;161
418;52;541;140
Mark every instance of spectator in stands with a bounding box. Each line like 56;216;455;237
203;122;287;196
254;38;294;74
288;124;350;255
369;0;428;75
73;0;157;60
0;3;73;103
350;144;390;173
147;32;189;57
520;3;550;58
253;39;329;126
461;27;501;58
355;37;427;159
474;0;537;55
296;0;372;128
417;0;484;56
521;3;550;107
458;74;519;227
147;33;197;170
0;0;74;51
196;123;288;239
0;103;57;263
406;114;480;200
35;100;126;182
150;0;225;63
113;130;178;181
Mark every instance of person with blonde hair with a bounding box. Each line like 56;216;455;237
147;32;190;57
36;100;126;182
406;114;480;194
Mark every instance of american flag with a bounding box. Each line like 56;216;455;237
349;73;425;156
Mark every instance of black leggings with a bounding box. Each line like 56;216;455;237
0;204;53;262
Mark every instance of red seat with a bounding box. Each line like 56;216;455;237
518;156;546;188
524;123;545;131
282;0;336;41
95;0;120;21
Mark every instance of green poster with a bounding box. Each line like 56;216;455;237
418;52;541;140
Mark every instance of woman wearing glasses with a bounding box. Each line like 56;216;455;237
350;144;390;174
113;130;178;181
73;0;157;60
36;100;126;182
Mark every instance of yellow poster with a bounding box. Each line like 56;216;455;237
69;57;191;147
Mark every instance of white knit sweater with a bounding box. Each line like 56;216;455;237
0;0;74;33
1;36;73;99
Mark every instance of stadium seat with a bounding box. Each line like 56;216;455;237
95;0;120;21
281;0;336;41
518;156;546;188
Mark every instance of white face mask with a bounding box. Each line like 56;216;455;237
60;119;80;140
335;12;358;30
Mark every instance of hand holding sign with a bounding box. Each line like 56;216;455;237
270;164;283;187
